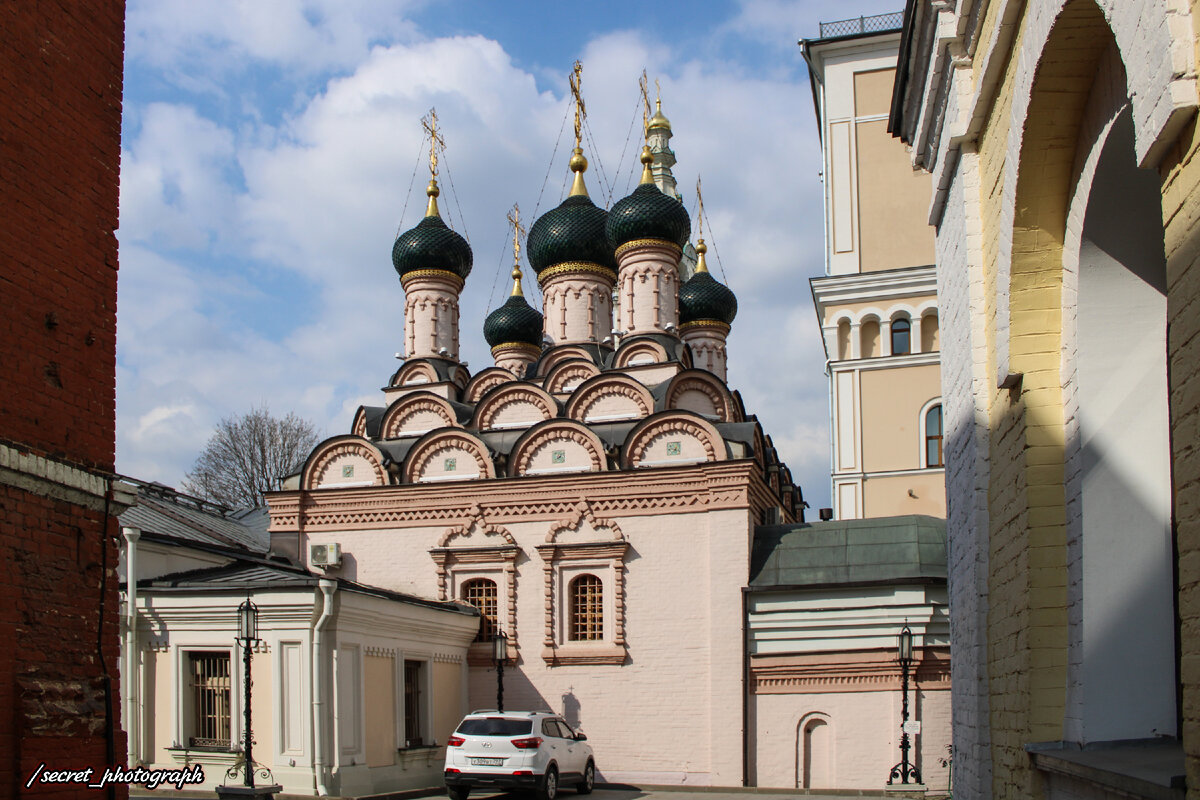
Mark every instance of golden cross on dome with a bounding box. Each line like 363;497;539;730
569;61;586;149
421;108;444;179
507;203;526;296
639;70;651;137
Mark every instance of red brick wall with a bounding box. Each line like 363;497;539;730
0;0;124;471
0;1;127;797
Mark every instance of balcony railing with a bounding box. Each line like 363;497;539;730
818;12;904;39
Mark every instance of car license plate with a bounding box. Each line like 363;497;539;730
471;757;504;766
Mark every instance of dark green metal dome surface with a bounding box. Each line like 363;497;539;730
391;215;473;280
679;271;737;325
527;195;616;275
607;183;691;250
484;293;543;348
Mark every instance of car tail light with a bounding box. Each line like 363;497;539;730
513;770;533;775
447;736;465;747
445;768;461;774
511;736;543;749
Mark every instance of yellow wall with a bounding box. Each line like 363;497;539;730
859;363;941;473
364;654;396;767
863;472;946;518
432;661;463;746
856;117;937;271
1158;6;1200;790
252;652;273;766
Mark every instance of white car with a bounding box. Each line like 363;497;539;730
443;710;595;800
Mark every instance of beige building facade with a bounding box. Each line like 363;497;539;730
804;17;946;521
890;0;1200;797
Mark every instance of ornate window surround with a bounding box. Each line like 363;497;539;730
429;509;520;666
536;502;628;666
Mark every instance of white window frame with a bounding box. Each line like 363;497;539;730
918;397;944;468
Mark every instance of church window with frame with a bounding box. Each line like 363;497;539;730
568;574;604;641
461;577;499;642
188;651;231;749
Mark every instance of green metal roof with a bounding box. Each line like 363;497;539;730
749;514;946;588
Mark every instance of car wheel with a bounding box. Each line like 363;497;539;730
577;760;595;794
537;765;558;800
446;787;469;800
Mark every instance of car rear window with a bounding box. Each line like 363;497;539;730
456;718;534;736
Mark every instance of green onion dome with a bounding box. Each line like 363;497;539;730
485;271;543;348
391;180;473;280
679;240;737;325
607;147;690;251
527;148;617;278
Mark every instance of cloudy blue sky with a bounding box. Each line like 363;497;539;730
116;0;904;512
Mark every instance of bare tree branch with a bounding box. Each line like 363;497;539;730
181;407;320;509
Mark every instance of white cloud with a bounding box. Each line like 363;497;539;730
117;5;842;510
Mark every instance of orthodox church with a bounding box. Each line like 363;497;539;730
264;84;802;790
231;74;949;795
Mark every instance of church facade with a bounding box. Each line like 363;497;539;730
266;101;799;788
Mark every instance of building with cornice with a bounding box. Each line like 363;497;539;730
225;85;954;794
802;13;946;522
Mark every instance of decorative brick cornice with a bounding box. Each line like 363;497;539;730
750;648;951;694
267;460;760;532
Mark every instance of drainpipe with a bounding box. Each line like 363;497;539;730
313;579;337;796
122;526;141;764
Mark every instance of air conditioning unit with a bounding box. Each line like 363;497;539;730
310;542;342;569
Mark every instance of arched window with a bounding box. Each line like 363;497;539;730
891;317;911;355
924;404;943;468
836;320;851;360
461;578;498;642
568;574;603;641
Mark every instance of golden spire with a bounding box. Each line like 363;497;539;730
567;61;590;197
695;238;710;274
421;108;445;217
639;145;654;185
507;204;526;297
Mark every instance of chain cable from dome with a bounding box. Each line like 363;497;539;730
394;129;429;238
695;176;732;290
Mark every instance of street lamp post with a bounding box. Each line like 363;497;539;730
888;624;922;786
238;599;259;788
493;630;508;712
217;599;280;799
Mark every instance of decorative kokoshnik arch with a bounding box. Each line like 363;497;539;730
471;382;558;431
402;428;495;484
621;411;726;469
508;419;608;477
565;373;654;423
301;435;390;490
379;391;460;438
663;370;740;422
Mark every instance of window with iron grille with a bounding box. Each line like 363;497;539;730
461;578;498;642
188;652;231;749
568;574;603;641
404;660;424;746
